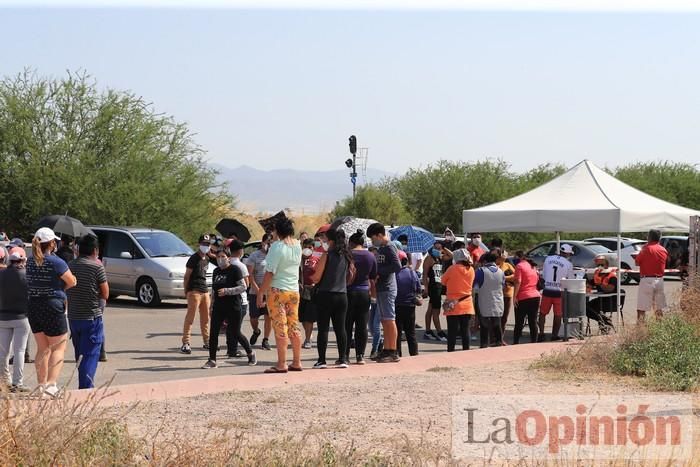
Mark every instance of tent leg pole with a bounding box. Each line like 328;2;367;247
556;232;561;254
617;233;623;328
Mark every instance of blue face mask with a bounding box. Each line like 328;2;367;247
431;248;441;258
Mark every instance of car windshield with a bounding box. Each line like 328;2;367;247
586;244;613;254
132;231;193;257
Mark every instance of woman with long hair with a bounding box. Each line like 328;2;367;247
512;250;541;344
344;230;376;364
311;228;353;369
257;218;303;373
26;228;77;396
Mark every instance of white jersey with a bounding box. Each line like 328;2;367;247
542;255;573;293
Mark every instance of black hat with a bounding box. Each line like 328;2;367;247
198;234;212;244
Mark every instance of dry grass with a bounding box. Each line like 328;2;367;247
533;283;700;392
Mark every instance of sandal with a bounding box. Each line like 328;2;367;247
264;367;288;374
288;366;303;372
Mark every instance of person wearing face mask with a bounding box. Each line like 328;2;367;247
26;228;77;397
421;242;450;342
181;234;213;355
245;233;273;350
299;238;319;348
202;244;256;369
344;230;377;364
0;249;31;392
226;241;251;358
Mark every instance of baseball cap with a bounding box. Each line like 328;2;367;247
560;244;574;255
316;224;331;235
398;250;408;261
198;234;212;244
34;227;60;243
9;238;24;248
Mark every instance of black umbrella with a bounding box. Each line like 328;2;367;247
35;215;94;238
258;211;288;232
215;218;251;242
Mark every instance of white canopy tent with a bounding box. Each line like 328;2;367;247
463;159;700;328
463;159;700;234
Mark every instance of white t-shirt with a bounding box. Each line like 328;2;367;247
231;257;250;305
410;252;424;272
542;255;573;296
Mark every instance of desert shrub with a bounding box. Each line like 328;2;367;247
609;314;700;391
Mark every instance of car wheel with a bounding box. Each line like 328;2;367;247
136;278;161;307
620;263;632;285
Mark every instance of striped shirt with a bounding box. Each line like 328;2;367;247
67;256;107;320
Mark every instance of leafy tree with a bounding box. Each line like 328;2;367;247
613;161;700;210
330;184;412;226
0;70;233;244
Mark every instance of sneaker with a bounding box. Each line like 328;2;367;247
537;335;546;343
180;343;192;354
43;383;60;398
201;360;217;369
415;323;422;329
247;352;257;366
203;343;210;350
423;330;436;341
470;334;477;341
302;340;312;349
356;355;366;365
250;328;261;346
437;331;448;342
312;361;327;369
369;351;378;361
230;350;244;358
335;359;349;369
261;338;271;350
391;351;401;363
10;385;30;393
377;351;394;363
24;354;34;364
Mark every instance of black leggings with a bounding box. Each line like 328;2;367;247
513;297;540;344
315;291;348;363
209;305;250;361
446;314;471;352
345;290;370;359
479;316;502;348
396;305;418;356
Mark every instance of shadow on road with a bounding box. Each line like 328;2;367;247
107;299;188;310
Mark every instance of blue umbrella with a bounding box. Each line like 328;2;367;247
389;225;436;254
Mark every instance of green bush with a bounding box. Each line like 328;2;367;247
609;315;700;391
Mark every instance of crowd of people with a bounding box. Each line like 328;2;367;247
0;220;671;392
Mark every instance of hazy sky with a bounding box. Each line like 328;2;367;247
1;7;699;173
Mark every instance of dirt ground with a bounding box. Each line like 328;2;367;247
121;358;664;454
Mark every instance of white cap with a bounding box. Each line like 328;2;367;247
34;227;60;243
560;244;574;255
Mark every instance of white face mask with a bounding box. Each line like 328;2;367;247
199;245;210;254
217;257;229;269
302;248;313;257
322;242;329;251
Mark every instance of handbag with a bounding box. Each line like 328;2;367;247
442;294;472;313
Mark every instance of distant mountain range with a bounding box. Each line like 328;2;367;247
212;164;395;214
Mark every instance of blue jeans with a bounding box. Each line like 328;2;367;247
69;318;104;389
369;302;382;353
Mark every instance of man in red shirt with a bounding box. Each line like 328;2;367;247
633;229;668;321
467;233;485;265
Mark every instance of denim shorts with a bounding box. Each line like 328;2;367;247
248;294;268;318
376;290;397;321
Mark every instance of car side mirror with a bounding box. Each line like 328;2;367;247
120;251;133;260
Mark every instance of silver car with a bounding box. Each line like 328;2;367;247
525;240;616;278
90;226;213;307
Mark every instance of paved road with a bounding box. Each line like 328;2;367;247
19;280;682;390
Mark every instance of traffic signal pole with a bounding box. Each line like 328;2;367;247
348;135;358;199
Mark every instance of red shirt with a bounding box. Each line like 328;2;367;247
468;245;485;265
514;261;540;301
635;241;668;277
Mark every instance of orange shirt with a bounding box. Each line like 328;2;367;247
635;241;667;277
440;263;475;315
